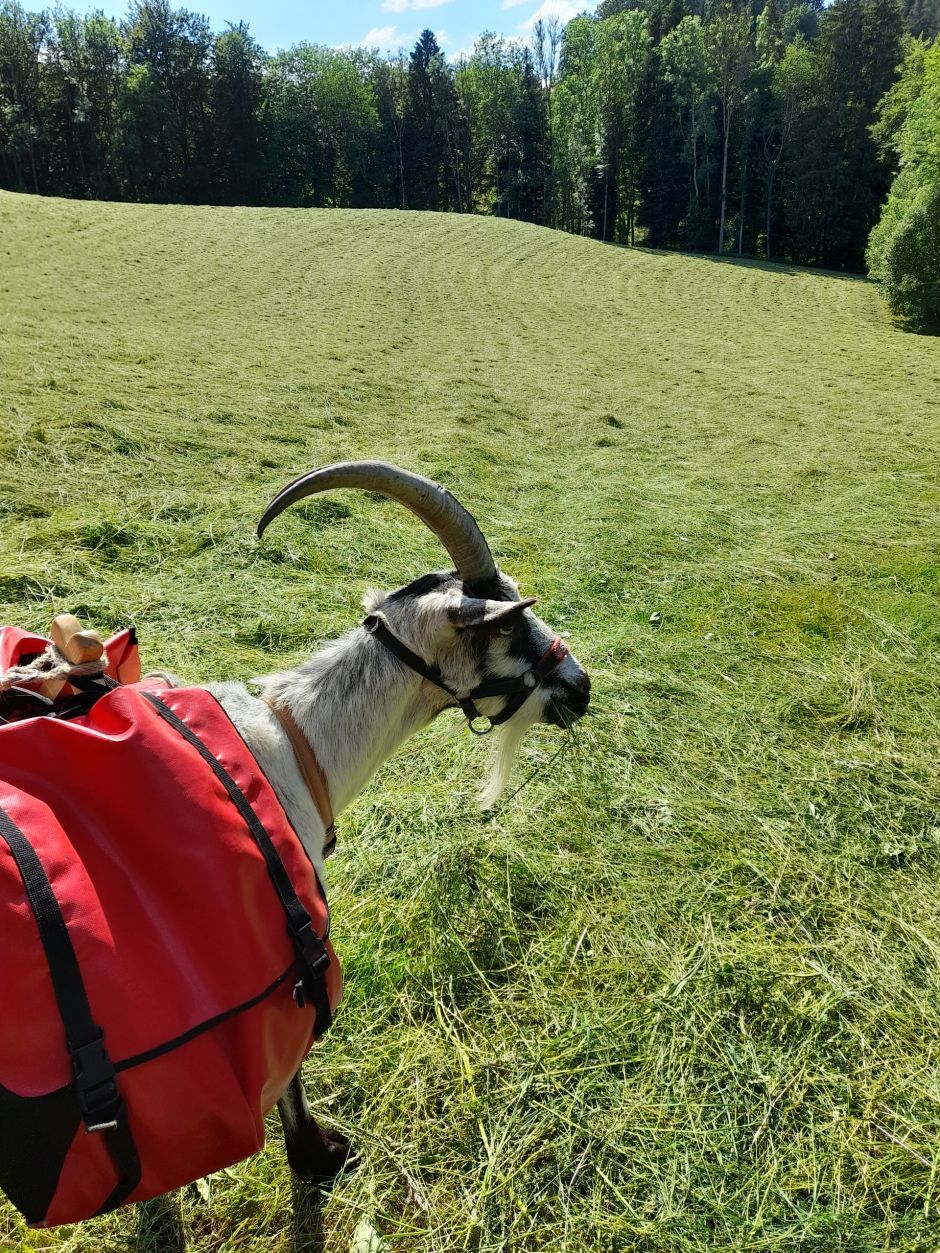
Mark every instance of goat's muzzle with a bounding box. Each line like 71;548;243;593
546;669;591;727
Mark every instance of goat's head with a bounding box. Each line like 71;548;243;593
258;462;590;804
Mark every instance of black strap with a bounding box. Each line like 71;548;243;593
140;692;332;1036
0;675;118;725
363;615;537;732
362;615;448;689
0;805;142;1214
114;962;300;1072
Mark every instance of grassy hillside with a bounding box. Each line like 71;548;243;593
2;191;940;1253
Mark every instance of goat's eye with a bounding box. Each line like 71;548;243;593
498;624;514;637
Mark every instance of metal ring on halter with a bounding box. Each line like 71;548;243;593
467;716;494;736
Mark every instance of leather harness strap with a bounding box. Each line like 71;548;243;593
265;617;569;833
265;700;337;857
362;614;570;735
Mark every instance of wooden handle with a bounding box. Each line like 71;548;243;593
51;614;104;665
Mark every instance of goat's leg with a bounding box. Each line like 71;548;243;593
277;1069;354;1186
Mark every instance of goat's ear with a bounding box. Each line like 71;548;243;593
448;596;537;629
362;588;387;613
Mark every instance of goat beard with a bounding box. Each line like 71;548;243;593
478;697;543;810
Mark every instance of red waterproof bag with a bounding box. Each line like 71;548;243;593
0;627;340;1228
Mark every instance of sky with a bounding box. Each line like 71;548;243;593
68;1;598;59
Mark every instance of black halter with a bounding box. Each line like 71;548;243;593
362;614;570;736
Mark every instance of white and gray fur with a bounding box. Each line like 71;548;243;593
209;567;589;888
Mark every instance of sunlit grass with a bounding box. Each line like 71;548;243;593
2;191;940;1251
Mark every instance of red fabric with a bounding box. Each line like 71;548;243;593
0;626;51;673
0;625;141;685
0;630;340;1227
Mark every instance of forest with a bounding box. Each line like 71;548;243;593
1;0;938;325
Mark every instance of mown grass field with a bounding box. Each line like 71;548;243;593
2;190;940;1252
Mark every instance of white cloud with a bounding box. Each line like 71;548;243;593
436;28;451;45
517;0;588;31
447;39;477;62
502;0;529;9
361;25;399;46
359;25;421;49
382;0;454;12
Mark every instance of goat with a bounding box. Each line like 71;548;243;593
208;461;590;1191
3;461;590;1243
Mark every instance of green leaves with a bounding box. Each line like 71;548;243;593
868;41;940;330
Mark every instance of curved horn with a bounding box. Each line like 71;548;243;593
257;461;497;584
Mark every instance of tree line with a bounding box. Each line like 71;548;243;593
867;37;940;328
0;0;937;320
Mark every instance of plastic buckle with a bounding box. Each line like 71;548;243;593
290;919;331;1009
294;962;331;1010
291;919;329;968
71;1033;120;1133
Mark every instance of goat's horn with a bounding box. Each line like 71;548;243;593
257;461;498;584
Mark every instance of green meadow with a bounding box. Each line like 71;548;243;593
2;190;940;1252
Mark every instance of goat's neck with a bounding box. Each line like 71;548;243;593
260;627;447;815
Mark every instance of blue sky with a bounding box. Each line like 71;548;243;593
69;1;597;58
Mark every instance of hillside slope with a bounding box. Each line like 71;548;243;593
2;193;940;1252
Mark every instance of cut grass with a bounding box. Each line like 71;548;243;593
2;191;940;1251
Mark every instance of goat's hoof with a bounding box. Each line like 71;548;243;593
288;1128;358;1189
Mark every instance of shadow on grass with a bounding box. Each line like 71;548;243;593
628;240;872;282
897;317;940;337
667;250;873;281
134;1194;184;1253
132;1183;329;1252
290;1177;328;1253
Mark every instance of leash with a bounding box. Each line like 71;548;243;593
265;700;337;857
497;737;570;807
362;613;570;735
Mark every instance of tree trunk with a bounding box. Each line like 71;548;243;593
692;111;699;205
718;99;731;254
765;162;775;260
738;149;748;256
443;125;461;212
602;158;609;243
544;91;553;228
27;126;39;195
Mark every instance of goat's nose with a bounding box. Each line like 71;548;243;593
564;670;590;715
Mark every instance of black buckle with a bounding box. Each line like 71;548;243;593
71;1032;120;1133
291;918;329;971
290;918;331;1009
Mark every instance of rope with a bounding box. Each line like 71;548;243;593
0;643;108;693
497;738;570;808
